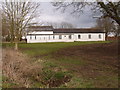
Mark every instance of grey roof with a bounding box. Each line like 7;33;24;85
27;26;105;33
28;26;53;31
53;28;105;33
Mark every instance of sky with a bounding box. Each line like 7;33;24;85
34;2;101;28
0;1;102;28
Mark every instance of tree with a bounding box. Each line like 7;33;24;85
43;21;74;28
95;17;117;39
52;1;120;35
2;0;40;50
97;2;120;26
97;2;120;36
2;13;10;41
59;22;74;28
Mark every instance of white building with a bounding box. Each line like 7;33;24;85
26;26;105;43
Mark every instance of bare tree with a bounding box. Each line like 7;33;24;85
52;1;120;24
42;21;74;28
52;1;90;15
95;17;117;39
2;0;40;50
59;21;74;28
52;1;120;34
97;2;120;26
2;13;10;41
98;1;120;36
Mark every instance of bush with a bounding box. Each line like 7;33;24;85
38;62;72;87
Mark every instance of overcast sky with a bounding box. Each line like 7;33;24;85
0;1;102;28
34;2;101;28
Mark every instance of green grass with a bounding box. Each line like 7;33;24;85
3;41;109;56
8;41;110;56
59;76;94;88
3;41;113;88
2;76;20;88
56;56;86;65
0;73;2;89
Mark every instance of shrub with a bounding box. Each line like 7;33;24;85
38;62;72;87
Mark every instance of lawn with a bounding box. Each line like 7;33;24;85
2;41;109;55
2;41;118;88
18;41;109;56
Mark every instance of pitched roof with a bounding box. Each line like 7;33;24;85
27;26;105;33
53;28;105;33
28;26;53;31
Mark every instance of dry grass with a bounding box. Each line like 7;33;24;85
2;48;43;88
2;48;72;88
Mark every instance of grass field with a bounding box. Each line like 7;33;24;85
2;41;118;88
2;41;109;56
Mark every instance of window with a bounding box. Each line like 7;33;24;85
53;35;55;39
69;35;72;39
88;35;91;39
78;35;81;39
49;36;50;40
30;35;32;40
99;34;101;39
59;35;62;39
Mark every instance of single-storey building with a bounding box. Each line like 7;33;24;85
26;26;105;43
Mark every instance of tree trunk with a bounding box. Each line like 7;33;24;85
118;25;120;41
14;37;19;51
105;32;108;41
15;42;18;50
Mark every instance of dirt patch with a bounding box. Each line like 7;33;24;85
52;42;118;88
53;42;118;68
42;74;71;87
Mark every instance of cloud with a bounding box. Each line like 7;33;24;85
35;2;99;28
39;14;66;23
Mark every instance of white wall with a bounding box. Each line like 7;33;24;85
26;33;105;43
50;34;75;42
74;33;105;41
28;31;53;34
26;34;74;43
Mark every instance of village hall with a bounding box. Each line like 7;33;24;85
26;26;105;43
